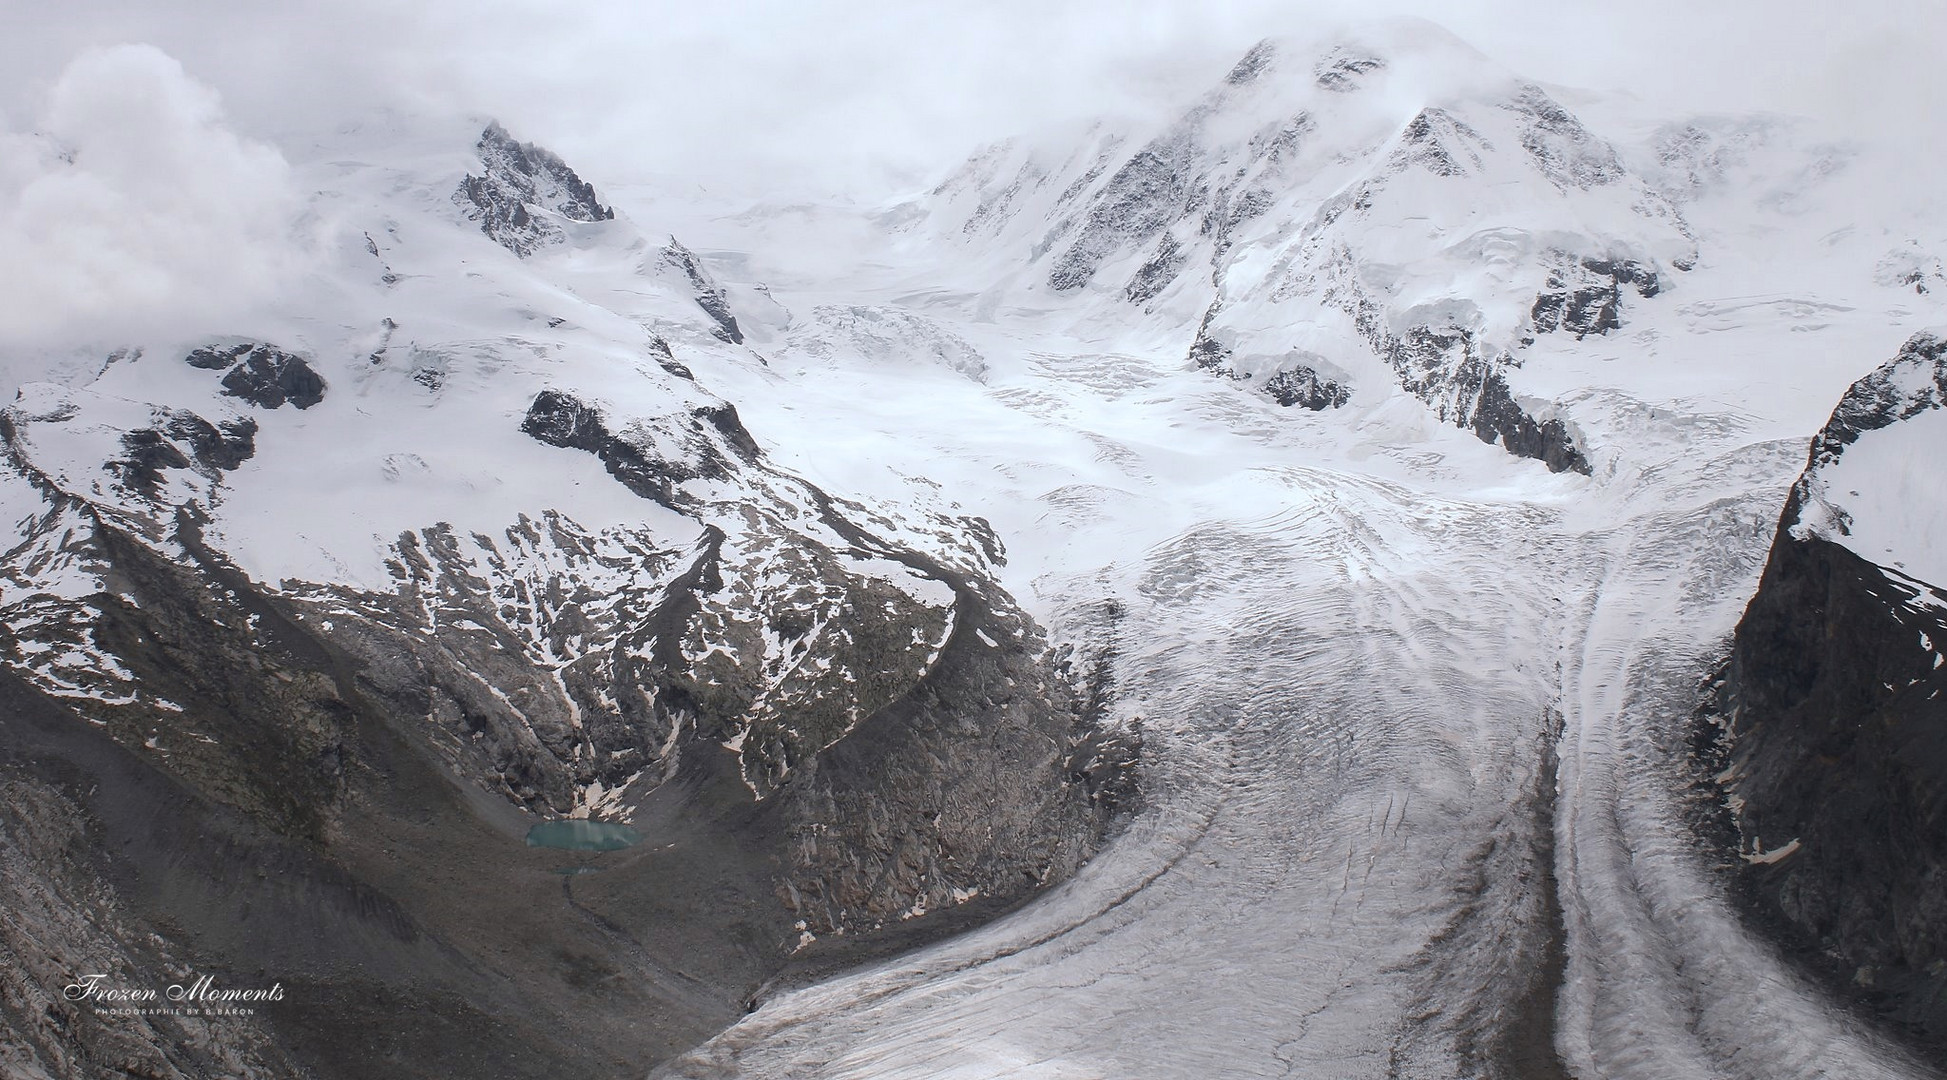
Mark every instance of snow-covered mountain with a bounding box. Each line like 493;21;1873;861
919;26;1696;472
903;24;1946;490
0;120;1126;1079
4;21;1945;1080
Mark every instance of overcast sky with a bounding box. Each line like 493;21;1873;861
3;0;1943;195
1;1;1941;356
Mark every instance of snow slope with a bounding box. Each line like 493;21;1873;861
1788;332;1947;591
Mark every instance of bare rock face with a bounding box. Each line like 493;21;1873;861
520;389;744;510
1714;332;1947;1054
659;239;746;344
186;343;326;410
1262;365;1351;410
1392;107;1492;177
1312;46;1385;92
1373;322;1590;474
1506;84;1628;190
1531;254;1663;339
0;754;311;1080
455;121;615;257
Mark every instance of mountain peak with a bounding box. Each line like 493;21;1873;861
1787;330;1947;588
455;121;615;256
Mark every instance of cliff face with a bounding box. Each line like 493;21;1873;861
1720;332;1947;1050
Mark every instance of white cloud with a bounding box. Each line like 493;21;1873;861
0;3;1937;376
5;2;1941;206
0;44;300;359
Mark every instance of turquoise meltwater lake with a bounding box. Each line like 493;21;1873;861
524;820;644;851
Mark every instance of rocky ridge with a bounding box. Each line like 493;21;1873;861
1715;332;1947;1053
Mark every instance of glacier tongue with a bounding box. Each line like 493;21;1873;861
650;336;1932;1080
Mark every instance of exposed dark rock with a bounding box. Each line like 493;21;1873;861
109;429;191;496
1205;185;1280;260
1717;333;1947;1055
650;337;695;380
456;122;615;258
1263;366;1351;410
0;719;314;1080
1125;233;1187;304
162;410;259;471
1314;48;1387;92
1799;332;1947;462
184;344;242;370
1531;254;1662;338
187;343;326;410
0;522;748;1080
1651;120;1769;195
1047;132;1198;293
692;403;762;463
1582;256;1662;298
1031;40;1350;300
520;390;711;509
750;484;1122;940
1382;324;1591;474
1393;108;1491;177
520;389;607;454
100;408;257;500
221;352;326;411
1506;85;1626;190
1874;247;1946;297
363;231;400;286
660;240;744;344
1386;315;1471;395
511;384;1128;934
1187;300;1351;412
1724;538;1947;1054
1188;304;1231;372
954;152;1044;238
958;514;1007;567
1470;368;1589;473
1225;40;1278;85
1;374;1133;1078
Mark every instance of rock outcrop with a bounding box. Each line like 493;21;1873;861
186;342;325;410
659;239;745;344
1715;332;1947;1053
456;121;615;257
